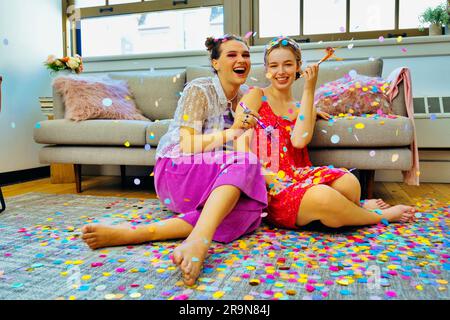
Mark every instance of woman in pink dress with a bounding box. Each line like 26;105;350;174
237;36;416;230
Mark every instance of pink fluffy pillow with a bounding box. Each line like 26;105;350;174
53;76;149;122
314;72;393;116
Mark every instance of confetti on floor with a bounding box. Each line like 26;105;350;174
0;192;448;300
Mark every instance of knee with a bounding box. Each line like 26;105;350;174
306;185;337;209
340;173;361;190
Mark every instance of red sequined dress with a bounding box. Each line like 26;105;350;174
254;101;348;229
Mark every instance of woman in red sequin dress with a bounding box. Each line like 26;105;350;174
236;37;416;230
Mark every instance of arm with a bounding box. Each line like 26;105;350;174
291;64;319;149
180;126;244;154
232;88;264;152
179;85;259;154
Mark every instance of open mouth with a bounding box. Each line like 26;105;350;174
233;67;247;75
275;76;289;83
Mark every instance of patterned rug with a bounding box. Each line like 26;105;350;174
0;192;448;300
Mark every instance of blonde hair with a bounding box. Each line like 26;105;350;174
264;36;302;80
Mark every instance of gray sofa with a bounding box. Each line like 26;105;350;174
33;58;414;197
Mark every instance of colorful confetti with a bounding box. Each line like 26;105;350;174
0;192;448;301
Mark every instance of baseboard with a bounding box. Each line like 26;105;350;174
376;161;450;183
0;166;50;186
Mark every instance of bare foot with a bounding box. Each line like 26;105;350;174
362;199;391;210
172;237;210;287
81;225;153;250
381;205;416;224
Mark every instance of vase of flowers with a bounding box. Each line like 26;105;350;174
419;3;449;36
44;54;84;76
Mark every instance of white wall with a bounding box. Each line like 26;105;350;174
0;0;62;174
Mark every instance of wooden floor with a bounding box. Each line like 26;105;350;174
2;176;450;205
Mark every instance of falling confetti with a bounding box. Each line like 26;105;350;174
331;135;340;144
244;31;254;39
102;98;113;107
391;153;399;162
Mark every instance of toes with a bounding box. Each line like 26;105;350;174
181;260;192;275
184;277;196;287
81;233;95;240
82;225;96;234
172;251;183;266
85;239;98;249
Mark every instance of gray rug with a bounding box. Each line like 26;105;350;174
0;192;448;300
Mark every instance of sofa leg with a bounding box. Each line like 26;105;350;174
360;170;375;199
120;165;126;188
0;187;6;213
74;164;82;193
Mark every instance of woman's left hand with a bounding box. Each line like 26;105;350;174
302;64;319;90
317;110;331;121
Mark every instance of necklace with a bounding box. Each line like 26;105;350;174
227;91;239;103
227;91;239;112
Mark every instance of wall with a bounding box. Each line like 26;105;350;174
0;0;63;174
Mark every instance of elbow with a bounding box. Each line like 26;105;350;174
291;140;307;149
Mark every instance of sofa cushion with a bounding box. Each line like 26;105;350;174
39;146;156;166
146;119;172;146
109;70;186;121
309;116;413;148
53;76;149;122
34;119;150;147
309;148;412;170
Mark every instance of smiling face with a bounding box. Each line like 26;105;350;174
266;47;301;91
211;40;251;86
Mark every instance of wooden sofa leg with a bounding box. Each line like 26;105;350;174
359;170;375;199
120;165;126;188
366;170;375;199
74;164;82;193
0;187;6;213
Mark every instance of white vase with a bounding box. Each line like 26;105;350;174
429;23;442;36
50;69;73;79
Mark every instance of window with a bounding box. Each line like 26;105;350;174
258;0;300;38
254;0;439;45
303;0;346;35
70;0;224;57
75;0;105;9
350;0;395;32
399;0;444;29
